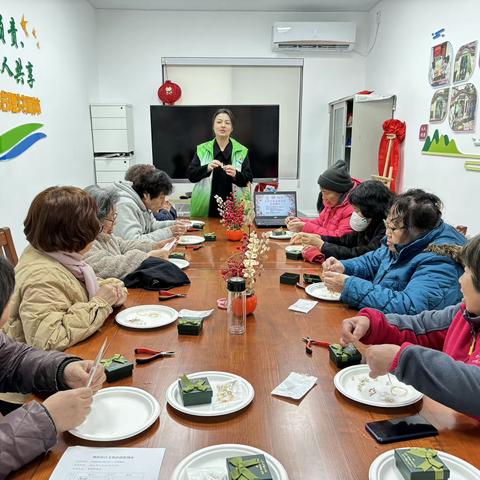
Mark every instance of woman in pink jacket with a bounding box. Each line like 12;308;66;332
286;160;360;237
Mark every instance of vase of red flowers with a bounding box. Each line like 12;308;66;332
220;232;270;315
215;193;245;241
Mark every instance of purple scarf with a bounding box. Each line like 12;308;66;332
44;251;99;299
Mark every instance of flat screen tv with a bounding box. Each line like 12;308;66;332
150;105;279;181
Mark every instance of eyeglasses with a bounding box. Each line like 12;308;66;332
383;219;405;233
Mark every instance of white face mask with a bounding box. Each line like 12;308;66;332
350;211;370;232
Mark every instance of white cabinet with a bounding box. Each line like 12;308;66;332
328;95;395;180
90;104;134;154
94;156;133;188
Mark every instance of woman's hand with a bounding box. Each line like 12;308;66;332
223;165;237;177
286;220;305;233
291;232;323;249
340;316;371;346
153;237;178;250
43;388;94;433
63;360;106;392
96;284;119;306
171;223;188;236
207;160;223;172
365;345;401;378
148;249;169;260
112;285;128;307
322;257;345;273
323;272;348;293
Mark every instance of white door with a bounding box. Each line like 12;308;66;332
330;102;347;166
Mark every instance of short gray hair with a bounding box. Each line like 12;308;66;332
84;185;119;222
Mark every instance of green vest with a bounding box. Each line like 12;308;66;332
190;138;249;217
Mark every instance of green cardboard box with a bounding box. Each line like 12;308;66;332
204;232;217;241
280;272;300;285
286;251;303;260
226;454;273;480
303;273;322;284
328;343;362;368
169;252;186;260
178;374;213;406
394;448;450;480
177;317;204;335
100;354;134;383
271;229;285;237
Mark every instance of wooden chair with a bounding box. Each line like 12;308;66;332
0;227;18;266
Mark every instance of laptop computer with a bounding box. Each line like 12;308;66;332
254;191;297;228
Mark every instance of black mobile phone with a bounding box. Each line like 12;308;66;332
365;415;439;444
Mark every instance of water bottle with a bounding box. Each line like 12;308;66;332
227;277;246;335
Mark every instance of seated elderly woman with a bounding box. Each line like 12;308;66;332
286;160;360;237
0;257;105;476
125;164;178;221
84;185;173;279
323;189;466;315
4;186;127;351
113;168;187;241
340;234;480;419
292;180;394;263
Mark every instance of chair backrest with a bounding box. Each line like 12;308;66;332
0;227;18;266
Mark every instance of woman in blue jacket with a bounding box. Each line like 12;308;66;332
323;189;466;315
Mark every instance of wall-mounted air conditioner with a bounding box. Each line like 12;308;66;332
272;22;356;52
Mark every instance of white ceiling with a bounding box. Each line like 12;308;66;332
87;0;380;12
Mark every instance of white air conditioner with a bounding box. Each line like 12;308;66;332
272;22;356;52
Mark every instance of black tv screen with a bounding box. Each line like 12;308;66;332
150;105;279;181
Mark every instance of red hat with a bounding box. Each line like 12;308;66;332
158;81;182;105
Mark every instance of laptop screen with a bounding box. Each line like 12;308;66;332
254;191;297;219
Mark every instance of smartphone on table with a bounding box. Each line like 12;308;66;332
365;414;438;444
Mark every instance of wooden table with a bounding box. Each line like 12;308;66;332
12;220;480;479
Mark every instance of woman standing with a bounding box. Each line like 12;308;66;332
187;108;253;217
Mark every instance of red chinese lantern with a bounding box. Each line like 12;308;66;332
158;80;182;105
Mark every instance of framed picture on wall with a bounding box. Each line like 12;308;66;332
430;88;450;123
429;41;453;87
449;83;477;132
453;41;477;84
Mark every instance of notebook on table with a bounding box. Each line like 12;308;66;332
254;191;297;228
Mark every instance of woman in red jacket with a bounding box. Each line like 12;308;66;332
286;160;360;237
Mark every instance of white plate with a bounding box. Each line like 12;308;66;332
166;371;254;417
70;387;160;441
369;449;480;480
334;364;423;408
170;444;289;480
285;245;303;254
268;230;294;240
178;235;205;245
116;305;178;329
168;258;190;269
305;282;341;301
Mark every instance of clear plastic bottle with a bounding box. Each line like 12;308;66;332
227;277;246;335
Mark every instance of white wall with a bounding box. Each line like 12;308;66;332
367;0;479;233
94;10;368;213
0;0;98;251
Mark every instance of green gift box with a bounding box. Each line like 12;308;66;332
178;374;213;406
271;229;285;237
204;232;217;241
395;448;450;480
226;454;273;480
303;273;322;284
100;354;134;383
328;343;362;368
280;272;300;285
177;317;204;335
169;252;186;260
286;251;302;260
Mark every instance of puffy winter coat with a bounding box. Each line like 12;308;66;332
340;222;466;314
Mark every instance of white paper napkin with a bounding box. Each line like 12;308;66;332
178;309;214;319
288;299;318;313
271;372;318;400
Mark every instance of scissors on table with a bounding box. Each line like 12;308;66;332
158;290;186;301
134;348;175;364
302;336;329;355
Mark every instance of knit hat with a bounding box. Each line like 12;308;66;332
317;160;353;193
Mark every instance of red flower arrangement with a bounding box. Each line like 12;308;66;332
215;193;245;230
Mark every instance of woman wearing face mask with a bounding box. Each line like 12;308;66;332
286;160;361;237
187;108;253;217
292;181;394;264
322;189;466;315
